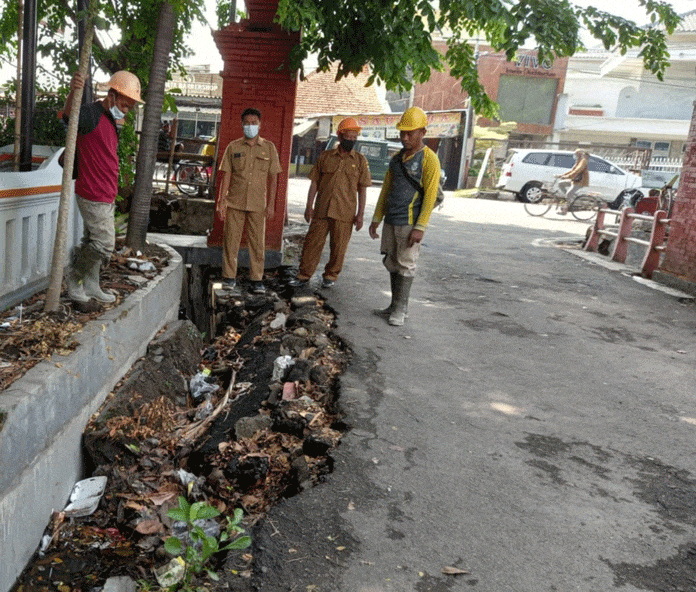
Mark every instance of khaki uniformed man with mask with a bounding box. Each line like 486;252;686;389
290;117;371;289
216;108;281;294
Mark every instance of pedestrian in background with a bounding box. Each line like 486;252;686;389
215;108;281;295
369;107;440;326
61;70;143;304
290;117;371;289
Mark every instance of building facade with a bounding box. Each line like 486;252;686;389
553;10;696;160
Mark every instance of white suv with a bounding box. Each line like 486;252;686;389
496;149;643;203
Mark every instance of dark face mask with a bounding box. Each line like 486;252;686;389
339;138;356;152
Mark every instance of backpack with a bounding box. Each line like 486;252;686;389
397;149;445;210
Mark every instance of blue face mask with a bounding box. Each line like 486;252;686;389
243;124;259;139
110;104;126;120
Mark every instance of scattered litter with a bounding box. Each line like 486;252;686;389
63;476;108;517
126;258;156;272
194;398;214;421
270;312;288;330
189;368;220;403
154;556;186;588
442;566;469;575
273;355;295;381
282;382;297;400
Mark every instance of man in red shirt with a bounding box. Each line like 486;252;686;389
61;70;143;304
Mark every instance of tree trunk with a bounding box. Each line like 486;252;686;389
126;1;176;249
43;1;95;313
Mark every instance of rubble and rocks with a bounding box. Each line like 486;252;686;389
11;279;351;592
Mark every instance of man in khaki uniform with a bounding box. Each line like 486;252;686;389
216;108;281;294
290;117;371;289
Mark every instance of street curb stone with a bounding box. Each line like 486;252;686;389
0;244;183;592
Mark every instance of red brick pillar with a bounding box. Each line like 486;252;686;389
659;101;696;282
207;11;299;269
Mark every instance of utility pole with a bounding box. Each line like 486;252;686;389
456;39;480;189
19;0;37;172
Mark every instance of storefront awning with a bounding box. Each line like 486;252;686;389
293;119;318;137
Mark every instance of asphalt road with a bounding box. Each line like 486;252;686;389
250;179;696;592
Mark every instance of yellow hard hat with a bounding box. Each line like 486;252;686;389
107;71;144;104
337;117;362;134
396;107;427;131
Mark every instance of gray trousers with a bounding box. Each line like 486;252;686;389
75;194;116;262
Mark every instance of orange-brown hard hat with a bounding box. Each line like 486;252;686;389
337;117;361;134
107;71;144;104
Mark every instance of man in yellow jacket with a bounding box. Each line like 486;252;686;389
369;107;440;326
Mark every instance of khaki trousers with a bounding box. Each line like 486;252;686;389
380;223;420;277
222;207;265;281
298;217;353;281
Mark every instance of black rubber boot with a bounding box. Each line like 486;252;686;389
388;275;413;326
373;272;406;317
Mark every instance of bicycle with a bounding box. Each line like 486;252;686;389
523;178;603;221
174;160;209;196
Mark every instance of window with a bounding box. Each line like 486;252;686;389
553;154;575;168
359;144;382;158
589;157;622;175
635;140;652;150
497;76;559;125
654;141;671;154
522;152;551;166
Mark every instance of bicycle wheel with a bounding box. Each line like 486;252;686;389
524;196;554;217
569;194;601;221
193;166;210;196
175;163;199;196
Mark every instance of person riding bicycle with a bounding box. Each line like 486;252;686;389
556;149;589;214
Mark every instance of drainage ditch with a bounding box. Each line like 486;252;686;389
11;266;352;592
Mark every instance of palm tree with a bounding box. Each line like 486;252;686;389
126;1;176;249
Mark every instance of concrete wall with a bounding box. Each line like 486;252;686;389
0;148;83;311
0;245;183;592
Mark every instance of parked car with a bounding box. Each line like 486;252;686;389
325;135;401;182
496;149;643;203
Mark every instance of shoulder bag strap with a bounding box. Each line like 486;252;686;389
397;149;425;198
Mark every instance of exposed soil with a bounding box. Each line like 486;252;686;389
10;278;352;592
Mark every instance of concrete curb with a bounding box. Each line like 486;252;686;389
0;244;183;592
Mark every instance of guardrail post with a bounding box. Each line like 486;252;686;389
610;207;635;263
641;210;668;278
584;208;606;252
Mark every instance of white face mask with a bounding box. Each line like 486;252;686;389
110;104;126;120
243;124;259;139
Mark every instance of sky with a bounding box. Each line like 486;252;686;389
1;0;694;86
